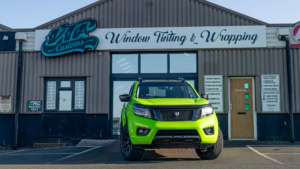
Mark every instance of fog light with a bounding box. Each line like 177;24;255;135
203;127;214;135
137;128;150;136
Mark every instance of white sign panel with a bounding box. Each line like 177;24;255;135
35;26;266;51
0;96;12;113
204;75;223;113
261;75;281;112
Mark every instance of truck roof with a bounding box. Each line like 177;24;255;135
138;80;186;83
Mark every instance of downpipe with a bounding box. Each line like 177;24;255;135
14;40;23;149
280;36;295;143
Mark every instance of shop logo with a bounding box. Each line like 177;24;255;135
291;22;300;48
41;19;99;57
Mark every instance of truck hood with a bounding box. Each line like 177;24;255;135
134;98;209;106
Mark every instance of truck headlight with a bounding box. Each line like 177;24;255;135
197;106;214;118
133;105;152;119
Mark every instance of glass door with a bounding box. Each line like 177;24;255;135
111;52;198;136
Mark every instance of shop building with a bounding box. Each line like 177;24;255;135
0;0;299;147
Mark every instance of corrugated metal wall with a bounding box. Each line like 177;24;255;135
0;52;17;113
20;51;110;114
37;0;262;29
198;48;300;113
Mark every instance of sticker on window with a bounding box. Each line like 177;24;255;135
245;104;250;110
245;93;249;99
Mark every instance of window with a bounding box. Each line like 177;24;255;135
45;78;85;112
46;81;57;110
112;52;197;74
112;54;138;73
170;53;197;73
141;54;168;73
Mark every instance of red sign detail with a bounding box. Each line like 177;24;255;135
291;44;300;48
290;22;300;48
293;24;300;41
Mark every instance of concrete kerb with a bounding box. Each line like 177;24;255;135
77;139;117;147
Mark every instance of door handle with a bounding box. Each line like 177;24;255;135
238;112;247;115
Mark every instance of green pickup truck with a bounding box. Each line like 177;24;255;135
119;79;223;161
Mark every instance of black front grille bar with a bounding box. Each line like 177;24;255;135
156;130;199;136
155;136;200;139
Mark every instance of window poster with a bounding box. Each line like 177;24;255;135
261;75;280;112
75;81;85;110
204;75;224;113
46;81;56;110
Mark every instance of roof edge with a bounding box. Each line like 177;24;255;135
14;28;36;32
267;24;294;27
0;24;14;31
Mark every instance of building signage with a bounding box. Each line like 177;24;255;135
36;26;266;50
41;19;99;57
27;100;42;112
261;75;280;112
204;75;223;113
290;22;300;48
0;96;12;113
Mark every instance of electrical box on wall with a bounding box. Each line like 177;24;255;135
277;28;290;37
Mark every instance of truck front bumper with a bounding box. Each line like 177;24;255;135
128;113;219;146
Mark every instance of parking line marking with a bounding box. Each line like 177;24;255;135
264;153;300;155
247;145;300;147
247;145;284;165
0;149;28;155
47;146;101;164
6;153;75;155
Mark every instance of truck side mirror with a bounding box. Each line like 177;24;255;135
201;94;208;100
119;94;131;102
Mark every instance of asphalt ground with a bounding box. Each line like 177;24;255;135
0;140;300;169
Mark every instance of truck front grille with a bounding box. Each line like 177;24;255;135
160;110;193;121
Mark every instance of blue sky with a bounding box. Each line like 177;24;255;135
0;0;299;29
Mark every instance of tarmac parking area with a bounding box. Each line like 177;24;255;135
247;145;300;165
0;146;102;164
0;141;299;169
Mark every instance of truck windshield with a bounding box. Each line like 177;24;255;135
137;82;198;99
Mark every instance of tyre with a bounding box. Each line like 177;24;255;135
195;128;223;160
120;124;144;161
